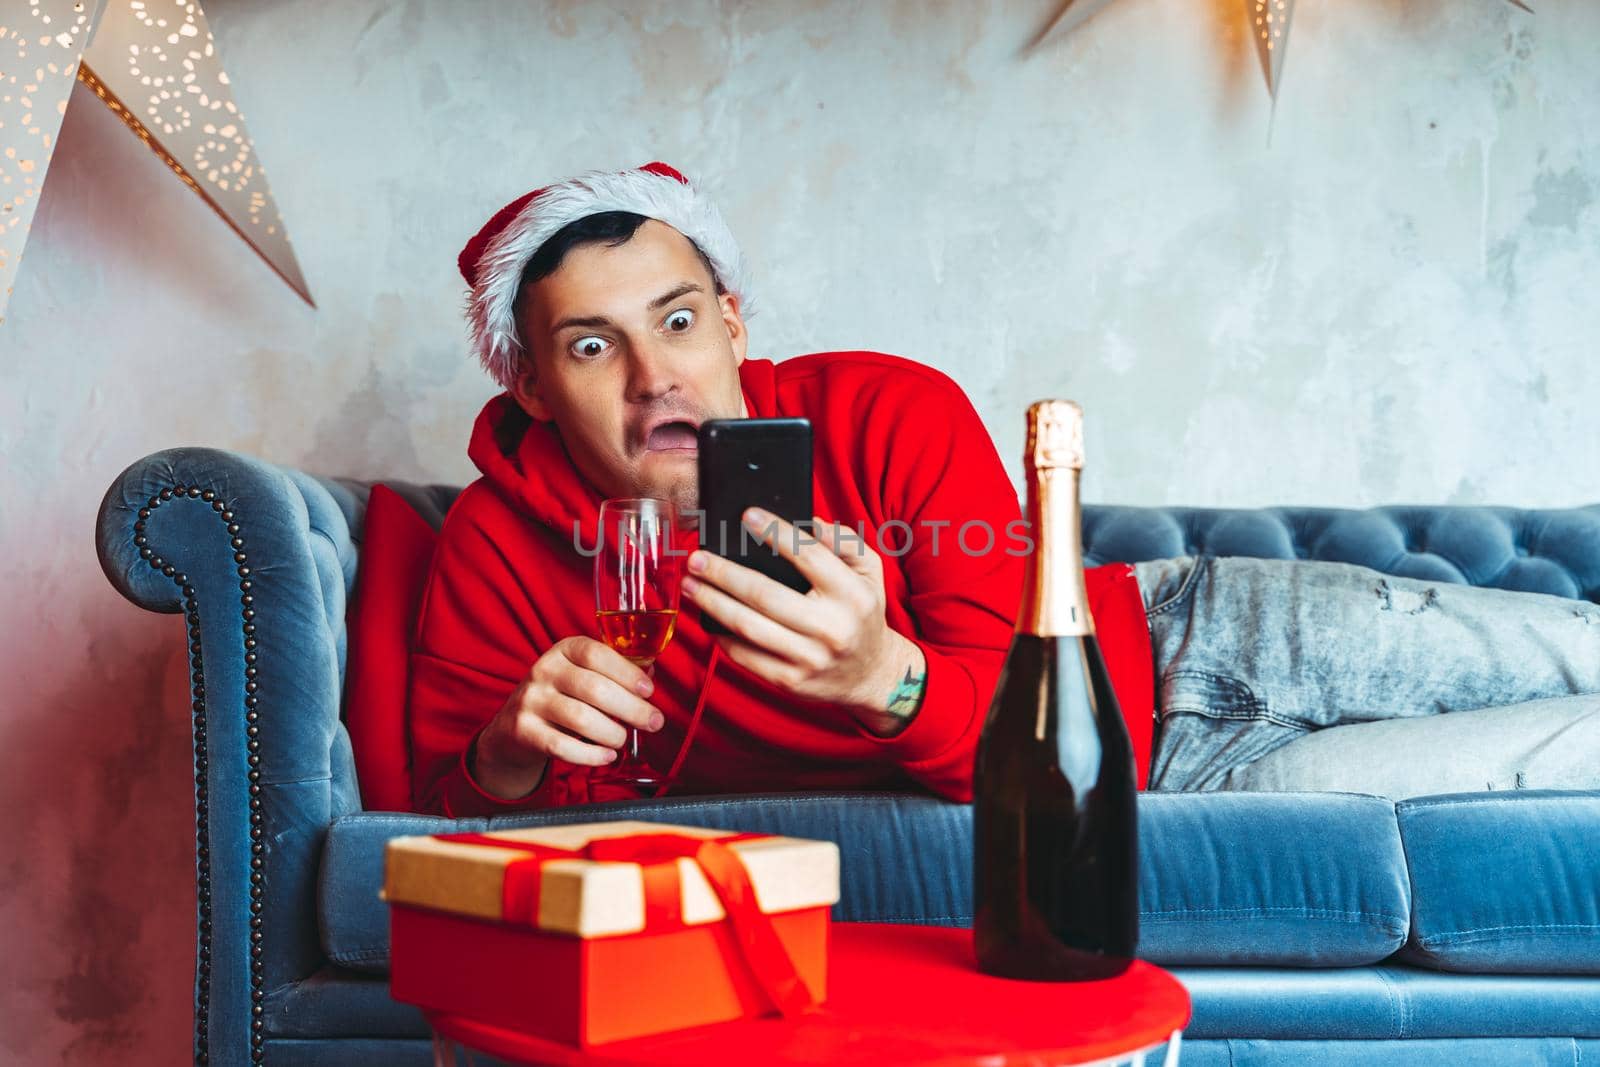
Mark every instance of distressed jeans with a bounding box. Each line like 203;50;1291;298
1133;556;1600;793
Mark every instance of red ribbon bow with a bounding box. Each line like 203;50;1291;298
442;831;817;1016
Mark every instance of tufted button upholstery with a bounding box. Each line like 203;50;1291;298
315;487;1600;606
1082;505;1600;604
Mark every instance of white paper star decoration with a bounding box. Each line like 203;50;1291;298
1031;0;1533;103
1248;0;1295;103
0;0;310;324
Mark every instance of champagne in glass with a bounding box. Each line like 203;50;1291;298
592;497;682;794
973;400;1139;980
595;608;678;664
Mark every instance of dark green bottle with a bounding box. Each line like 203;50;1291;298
974;400;1139;980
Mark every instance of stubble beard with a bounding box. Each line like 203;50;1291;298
665;470;699;519
634;462;699;519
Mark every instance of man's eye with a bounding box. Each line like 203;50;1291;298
664;309;695;333
571;336;609;359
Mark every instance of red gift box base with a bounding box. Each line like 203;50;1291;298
389;903;830;1047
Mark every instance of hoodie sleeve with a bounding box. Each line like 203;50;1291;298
407;493;581;816
831;362;1026;803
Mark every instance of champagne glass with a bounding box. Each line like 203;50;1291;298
592;497;682;794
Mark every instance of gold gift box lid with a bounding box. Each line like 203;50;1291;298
384;820;841;938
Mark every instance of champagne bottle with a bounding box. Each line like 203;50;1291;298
973;400;1139;980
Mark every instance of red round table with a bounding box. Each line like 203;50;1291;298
427;922;1191;1067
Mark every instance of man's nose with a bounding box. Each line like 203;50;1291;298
624;340;679;401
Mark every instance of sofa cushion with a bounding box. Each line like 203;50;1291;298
320;793;975;974
320;791;1410;974
343;485;438;812
1174;964;1600;1040
1137;792;1409;966
1398;790;1600;973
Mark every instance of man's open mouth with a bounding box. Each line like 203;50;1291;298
644;419;699;452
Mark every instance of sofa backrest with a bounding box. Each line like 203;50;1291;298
337;482;1600;605
1082;505;1600;604
328;480;1600;812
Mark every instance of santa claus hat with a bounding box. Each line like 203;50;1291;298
459;161;751;390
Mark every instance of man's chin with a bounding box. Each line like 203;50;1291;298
632;461;698;514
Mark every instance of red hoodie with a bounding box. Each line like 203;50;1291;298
407;352;1152;817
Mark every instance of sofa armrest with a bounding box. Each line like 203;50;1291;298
97;447;363;1066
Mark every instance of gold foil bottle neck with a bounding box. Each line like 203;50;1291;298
1017;399;1092;637
1026;400;1084;471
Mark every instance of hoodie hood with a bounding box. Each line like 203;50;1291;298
467;358;779;542
461;361;779;802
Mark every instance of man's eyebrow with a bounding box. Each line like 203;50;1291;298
550;314;614;333
648;282;705;310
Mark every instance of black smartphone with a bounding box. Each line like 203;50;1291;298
696;418;814;634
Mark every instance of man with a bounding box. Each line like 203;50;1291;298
408;162;1132;816
410;161;1600;816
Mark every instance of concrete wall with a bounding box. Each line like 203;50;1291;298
2;0;1595;1060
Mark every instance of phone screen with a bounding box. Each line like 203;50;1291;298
696;418;814;633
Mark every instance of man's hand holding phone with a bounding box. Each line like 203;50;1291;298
682;508;927;736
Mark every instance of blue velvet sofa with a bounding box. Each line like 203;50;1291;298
96;447;1600;1066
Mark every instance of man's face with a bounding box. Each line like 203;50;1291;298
511;219;749;513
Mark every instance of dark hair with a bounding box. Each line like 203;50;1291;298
517;210;723;293
512;212;724;369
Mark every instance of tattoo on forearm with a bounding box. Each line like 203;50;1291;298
885;664;928;720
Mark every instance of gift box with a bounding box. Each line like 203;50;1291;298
384;820;840;1046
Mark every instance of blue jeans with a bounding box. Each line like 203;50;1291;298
1133;556;1600;792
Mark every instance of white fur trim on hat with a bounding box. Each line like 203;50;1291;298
466;167;752;390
